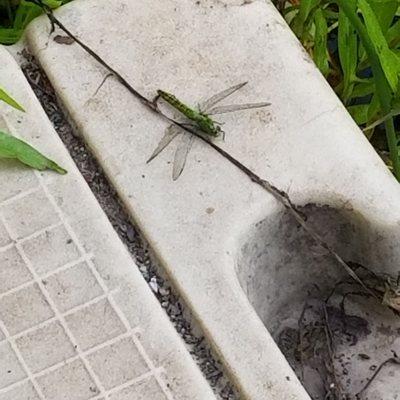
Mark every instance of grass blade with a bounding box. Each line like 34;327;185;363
338;2;358;103
292;0;320;37
358;0;400;94
336;0;400;179
0;28;23;44
0;87;25;111
368;0;398;34
313;8;330;77
0;130;66;174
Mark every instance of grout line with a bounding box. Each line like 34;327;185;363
5;289;119;343
0;252;94;301
92;369;160;399
0;221;63;250
40;252;95;279
0;300;47;400
17;221;63;244
0;186;41;208
105;291;174;400
0;377;30;395
0;242;15;253
0;348;161;398
0;280;35;301
61;289;118;317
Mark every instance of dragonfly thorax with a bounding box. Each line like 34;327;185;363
196;113;222;137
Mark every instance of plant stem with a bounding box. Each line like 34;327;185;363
5;0;13;25
335;0;400;180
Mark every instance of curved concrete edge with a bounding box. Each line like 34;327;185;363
0;46;217;400
23;0;400;399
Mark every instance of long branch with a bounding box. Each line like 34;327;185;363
31;0;377;298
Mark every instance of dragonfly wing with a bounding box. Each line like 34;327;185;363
208;102;271;115
147;124;182;163
200;82;248;112
172;132;195;180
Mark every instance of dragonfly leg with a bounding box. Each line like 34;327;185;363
152;93;162;111
179;122;199;131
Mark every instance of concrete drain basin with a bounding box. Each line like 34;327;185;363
237;205;400;399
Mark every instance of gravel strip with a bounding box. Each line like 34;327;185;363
21;49;238;400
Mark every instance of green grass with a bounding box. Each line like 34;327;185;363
0;1;68;173
276;0;400;180
0;0;70;44
0;89;66;173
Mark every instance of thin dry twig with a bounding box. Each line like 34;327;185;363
30;0;380;301
322;304;344;400
355;352;400;399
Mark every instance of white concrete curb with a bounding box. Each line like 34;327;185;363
25;0;400;399
0;46;216;400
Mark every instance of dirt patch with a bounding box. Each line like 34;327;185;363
277;272;400;400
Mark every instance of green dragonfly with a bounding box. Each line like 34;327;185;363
147;82;270;180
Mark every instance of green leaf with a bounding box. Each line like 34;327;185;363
292;0;321;37
358;0;400;93
313;9;330;77
0;0;64;44
368;0;398;34
366;92;381;121
13;1;42;30
338;2;358;102
350;79;375;98
347;103;369;124
43;0;63;8
386;18;400;47
0;87;25;111
0;131;67;174
0;28;23;44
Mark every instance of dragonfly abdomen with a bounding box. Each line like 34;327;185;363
157;90;197;120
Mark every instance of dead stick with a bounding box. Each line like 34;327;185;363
30;0;377;299
356;353;400;398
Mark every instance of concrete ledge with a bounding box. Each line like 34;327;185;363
24;0;400;399
0;46;216;400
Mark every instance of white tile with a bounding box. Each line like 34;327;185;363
0;284;54;335
0;342;26;389
37;360;99;400
15;321;76;373
0;247;32;295
43;262;103;312
65;299;125;351
87;337;148;390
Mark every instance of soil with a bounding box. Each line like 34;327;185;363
277;277;400;400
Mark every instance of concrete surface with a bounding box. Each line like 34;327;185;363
0;46;217;400
23;0;400;399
